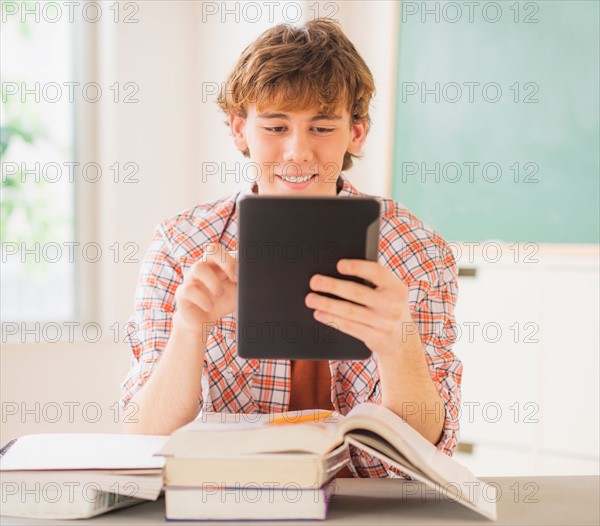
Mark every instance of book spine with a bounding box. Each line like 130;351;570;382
89;492;144;517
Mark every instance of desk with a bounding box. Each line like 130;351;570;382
1;476;598;525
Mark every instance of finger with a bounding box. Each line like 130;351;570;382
313;310;385;347
188;263;227;299
336;259;393;289
306;293;395;331
308;274;380;308
224;250;238;283
200;243;222;263
177;281;214;313
202;244;238;284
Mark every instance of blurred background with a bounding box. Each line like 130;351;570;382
1;1;598;477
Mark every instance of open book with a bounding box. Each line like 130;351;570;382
158;403;497;521
0;433;167;519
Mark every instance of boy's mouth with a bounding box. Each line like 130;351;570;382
276;173;318;185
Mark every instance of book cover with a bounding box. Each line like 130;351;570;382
164;443;350;487
165;482;335;520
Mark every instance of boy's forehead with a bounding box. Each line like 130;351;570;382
248;104;348;120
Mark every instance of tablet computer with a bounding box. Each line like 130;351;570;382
236;195;381;360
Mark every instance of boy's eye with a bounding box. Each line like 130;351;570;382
262;127;334;134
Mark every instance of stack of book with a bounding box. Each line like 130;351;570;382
158;404;498;521
0;433;167;519
0;405;499;521
159;410;349;520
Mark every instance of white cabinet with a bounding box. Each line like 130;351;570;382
454;445;537;477
539;266;600;461
455;265;542;450
450;244;599;477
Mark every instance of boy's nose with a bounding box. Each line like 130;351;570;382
282;132;314;164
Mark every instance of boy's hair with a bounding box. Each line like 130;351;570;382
216;18;376;171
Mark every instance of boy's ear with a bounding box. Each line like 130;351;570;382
346;119;368;155
229;112;248;151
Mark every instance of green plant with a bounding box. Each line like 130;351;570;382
0;11;70;248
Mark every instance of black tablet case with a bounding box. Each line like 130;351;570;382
236;196;380;360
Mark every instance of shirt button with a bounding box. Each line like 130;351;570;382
224;366;234;377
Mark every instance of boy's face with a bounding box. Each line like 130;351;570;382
229;104;367;196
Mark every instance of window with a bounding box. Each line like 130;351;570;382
1;5;76;322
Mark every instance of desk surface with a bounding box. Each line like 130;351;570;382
1;476;598;525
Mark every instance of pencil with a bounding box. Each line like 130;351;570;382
270;410;335;425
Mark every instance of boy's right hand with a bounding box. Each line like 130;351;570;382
173;243;238;338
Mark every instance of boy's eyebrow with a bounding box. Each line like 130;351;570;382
256;112;343;122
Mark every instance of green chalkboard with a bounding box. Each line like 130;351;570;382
392;0;599;243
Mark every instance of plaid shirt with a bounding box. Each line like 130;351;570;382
120;174;462;478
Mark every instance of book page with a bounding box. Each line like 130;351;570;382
0;434;167;471
342;404;497;521
160;410;345;456
346;438;497;521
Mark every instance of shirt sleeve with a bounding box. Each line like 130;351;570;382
119;223;182;411
365;242;461;477
412;242;462;456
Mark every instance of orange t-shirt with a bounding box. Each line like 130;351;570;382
288;360;354;478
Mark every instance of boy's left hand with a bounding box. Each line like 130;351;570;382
305;259;419;360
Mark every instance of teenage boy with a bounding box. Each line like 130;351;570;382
121;19;462;478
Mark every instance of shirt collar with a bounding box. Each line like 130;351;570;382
235;173;362;207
